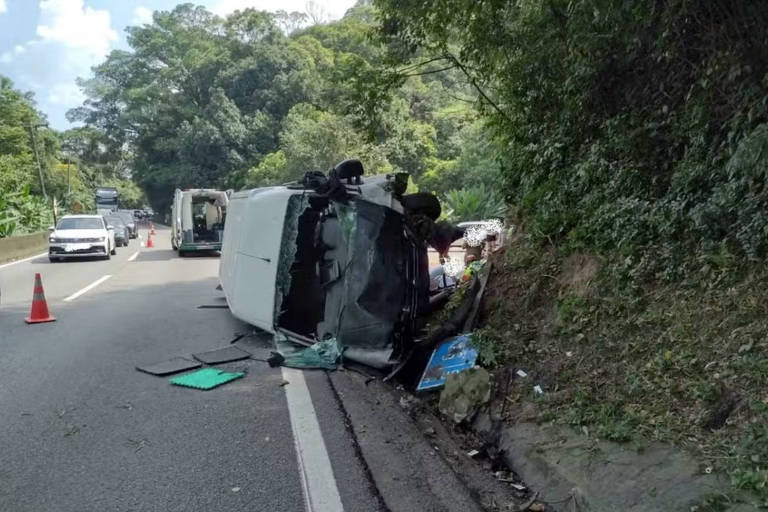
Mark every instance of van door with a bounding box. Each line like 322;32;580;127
171;189;182;250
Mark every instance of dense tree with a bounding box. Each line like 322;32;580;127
374;0;768;272
69;3;486;213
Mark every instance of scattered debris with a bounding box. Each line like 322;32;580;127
136;357;201;376
126;437;150;452
439;367;491;423
533;385;543;395
423;427;436;437
510;492;540;512
63;424;80;436
170;368;244;390
516;369;528;378
276;337;343;370
197;304;229;309
231;487;241;493
279;380;290;387
192;346;251;365
417;334;478;391
467;449;481;458
116;401;133;410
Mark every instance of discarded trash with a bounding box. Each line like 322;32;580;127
279;380;290;387
277;337;343;370
192;346;251;365
533;385;543;394
136;357;202;376
516;369;528;378
509;483;527;491
439;367;491;424
565;351;573;357
231;487;241;493
467;449;481;458
417;334;478;391
170;368;243;390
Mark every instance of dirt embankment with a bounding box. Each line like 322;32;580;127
474;235;768;506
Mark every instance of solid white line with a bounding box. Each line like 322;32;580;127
127;251;139;262
281;367;344;512
63;275;112;302
0;252;48;270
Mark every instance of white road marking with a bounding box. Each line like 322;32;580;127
63;275;112;302
0;252;48;269
281;367;344;512
127;251;139;262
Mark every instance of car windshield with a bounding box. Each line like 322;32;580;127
57;218;104;230
106;216;125;227
118;213;134;224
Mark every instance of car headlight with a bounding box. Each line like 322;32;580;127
49;237;57;243
97;236;105;242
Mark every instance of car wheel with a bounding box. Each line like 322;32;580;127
401;193;441;220
48;256;59;263
111;244;117;255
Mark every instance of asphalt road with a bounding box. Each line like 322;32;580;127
0;225;383;512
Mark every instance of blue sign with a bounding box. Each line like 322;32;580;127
416;333;478;391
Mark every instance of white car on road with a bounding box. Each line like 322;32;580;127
48;215;116;262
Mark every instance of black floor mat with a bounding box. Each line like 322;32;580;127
136;357;202;376
192;346;252;364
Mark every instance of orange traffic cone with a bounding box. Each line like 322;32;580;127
150;223;156;235
146;233;154;248
25;273;55;324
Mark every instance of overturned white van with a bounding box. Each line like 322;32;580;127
171;189;229;254
219;160;461;368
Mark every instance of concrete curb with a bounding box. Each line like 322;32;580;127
471;413;749;511
0;232;47;264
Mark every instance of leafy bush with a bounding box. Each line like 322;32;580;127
0;187;52;238
443;184;506;223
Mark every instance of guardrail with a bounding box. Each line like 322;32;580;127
0;232;48;264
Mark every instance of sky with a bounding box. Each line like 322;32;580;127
0;0;357;130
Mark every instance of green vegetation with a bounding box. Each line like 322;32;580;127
70;4;498;214
374;1;768;504
0;77;143;236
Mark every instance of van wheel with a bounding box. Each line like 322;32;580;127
401;193;441;220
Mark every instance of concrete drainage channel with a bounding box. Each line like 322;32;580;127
327;370;528;512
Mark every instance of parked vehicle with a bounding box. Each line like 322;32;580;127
104;214;130;247
219;160;460;368
171;189;228;254
95;186;118;215
48;215;116;262
116;210;138;238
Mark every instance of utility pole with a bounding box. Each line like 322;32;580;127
28;121;48;200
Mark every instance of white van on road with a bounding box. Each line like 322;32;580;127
171;189;229;255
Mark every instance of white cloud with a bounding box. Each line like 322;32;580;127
133;6;153;25
212;0;354;21
36;0;117;59
48;82;85;106
0;0;119;128
0;0;6;14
